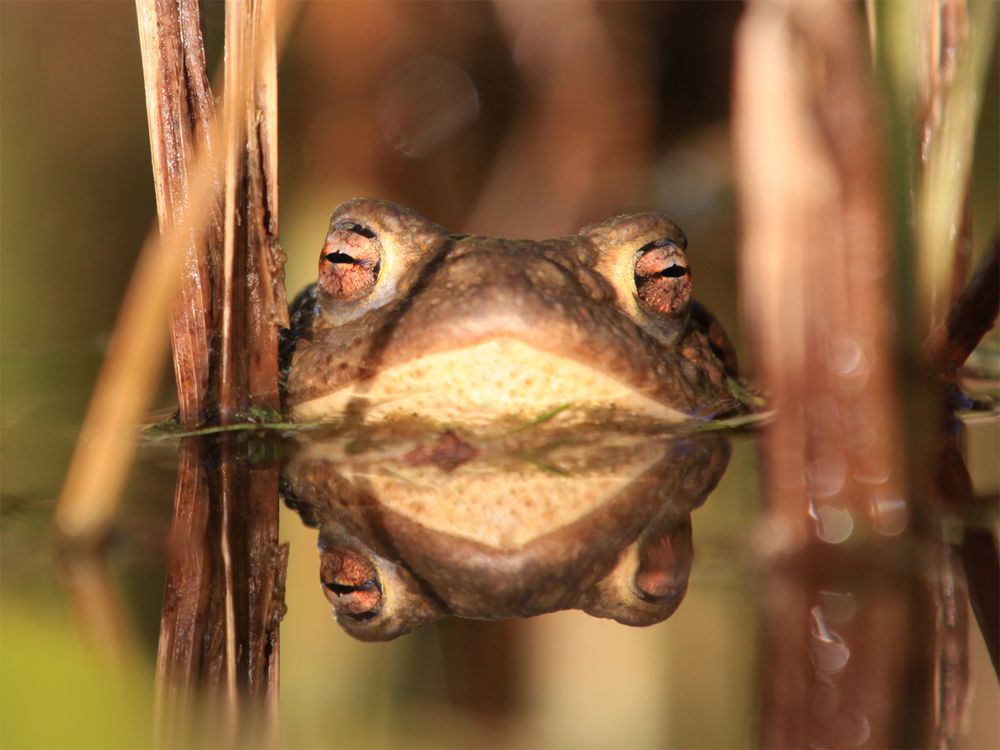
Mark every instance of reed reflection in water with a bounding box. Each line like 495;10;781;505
118;418;998;747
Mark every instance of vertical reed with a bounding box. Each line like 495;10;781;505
56;0;288;541
733;0;905;547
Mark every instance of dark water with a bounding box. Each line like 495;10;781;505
2;391;997;748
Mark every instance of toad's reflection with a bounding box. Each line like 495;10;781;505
282;430;730;640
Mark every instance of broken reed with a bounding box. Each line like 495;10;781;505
55;0;288;541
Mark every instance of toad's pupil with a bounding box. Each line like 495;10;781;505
325;251;372;267
658;265;688;278
634;246;692;316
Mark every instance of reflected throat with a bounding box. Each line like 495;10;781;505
339;432;669;550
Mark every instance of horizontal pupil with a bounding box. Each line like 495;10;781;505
323;253;382;276
324;580;377;595
325;251;372;268
658;265;688;278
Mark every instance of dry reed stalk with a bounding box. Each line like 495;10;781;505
214;3;286;724
56;0;292;541
219;0;286;422
756;546;931;748
60;0;288;731
154;437;288;745
153;438;212;740
55;147;222;541
934;417;1000;653
244;456;287;726
466;1;653;236
864;0;878;65
58;550;138;671
151;2;288;735
733;0;906;547
925;0;974;304
137;0;223;426
913;0;996;329
735;7;939;740
926;237;1000;379
736;3;994;743
54;0;224;540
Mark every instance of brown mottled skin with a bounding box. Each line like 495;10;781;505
283;199;741;422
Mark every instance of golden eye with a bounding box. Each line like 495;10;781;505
318;221;382;302
634;240;691;316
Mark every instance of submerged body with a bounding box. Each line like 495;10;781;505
283;199;740;425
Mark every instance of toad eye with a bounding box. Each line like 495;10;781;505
320;548;383;620
634;240;691;316
319;221;382;302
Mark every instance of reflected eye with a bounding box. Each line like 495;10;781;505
320;548;383;620
633;519;692;602
634;240;691;316
318;221;382;302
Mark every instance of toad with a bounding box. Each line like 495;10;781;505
282;199;740;426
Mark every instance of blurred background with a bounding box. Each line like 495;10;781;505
1;1;997;747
